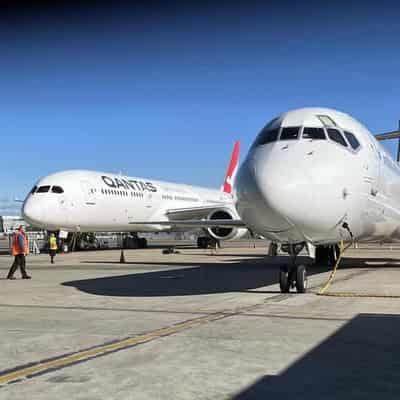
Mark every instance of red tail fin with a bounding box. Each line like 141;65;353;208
222;141;240;194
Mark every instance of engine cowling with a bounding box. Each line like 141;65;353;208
205;209;248;241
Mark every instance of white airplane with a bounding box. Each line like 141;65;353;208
22;141;247;249
234;107;400;293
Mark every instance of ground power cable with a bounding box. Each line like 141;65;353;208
316;240;400;299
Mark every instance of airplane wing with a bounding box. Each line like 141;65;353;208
129;219;246;228
165;205;233;220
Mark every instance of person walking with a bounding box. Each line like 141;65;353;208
7;226;31;279
49;233;58;264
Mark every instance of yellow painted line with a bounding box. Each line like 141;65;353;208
0;312;227;386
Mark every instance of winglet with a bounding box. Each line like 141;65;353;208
222;141;240;194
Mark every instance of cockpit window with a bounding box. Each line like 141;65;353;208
280;127;300;140
317;115;337;127
51;186;64;194
30;186;37;194
37;185;50;193
344;131;360;150
302;127;326;140
263;117;280;130
253;128;280;146
327;128;348;147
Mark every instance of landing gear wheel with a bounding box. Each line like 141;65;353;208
279;266;290;293
197;237;211;249
315;245;338;267
268;243;278;257
139;238;147;249
295;264;307;293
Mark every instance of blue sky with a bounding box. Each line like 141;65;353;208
1;0;400;214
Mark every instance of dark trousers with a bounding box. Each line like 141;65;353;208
49;250;56;263
7;254;28;278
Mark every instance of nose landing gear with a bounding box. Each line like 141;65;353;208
279;243;308;294
279;264;308;293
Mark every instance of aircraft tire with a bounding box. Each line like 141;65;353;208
197;237;208;249
295;264;307;293
279;266;290;293
315;246;329;265
130;238;139;249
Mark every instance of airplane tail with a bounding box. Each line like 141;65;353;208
222;141;240;194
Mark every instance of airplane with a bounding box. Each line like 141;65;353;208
233;107;400;293
120;107;400;294
22;141;248;249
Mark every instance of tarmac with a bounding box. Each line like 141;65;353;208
1;240;400;399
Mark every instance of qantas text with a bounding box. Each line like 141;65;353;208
101;176;157;192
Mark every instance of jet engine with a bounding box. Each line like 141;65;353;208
205;209;247;241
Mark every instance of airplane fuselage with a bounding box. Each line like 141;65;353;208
235;107;400;245
23;170;233;232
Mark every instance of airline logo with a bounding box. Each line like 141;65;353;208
223;141;240;194
102;176;157;192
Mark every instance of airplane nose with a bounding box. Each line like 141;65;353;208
22;199;43;226
236;146;347;239
236;152;300;233
253;154;316;232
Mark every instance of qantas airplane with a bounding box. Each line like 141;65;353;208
23;107;400;294
22;141;247;249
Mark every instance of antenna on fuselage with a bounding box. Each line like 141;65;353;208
374;120;400;162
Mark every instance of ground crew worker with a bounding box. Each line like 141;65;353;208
49;233;58;264
7;226;31;279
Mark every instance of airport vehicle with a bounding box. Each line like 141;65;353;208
22;142;247;249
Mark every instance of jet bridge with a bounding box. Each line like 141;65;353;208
375;121;400;161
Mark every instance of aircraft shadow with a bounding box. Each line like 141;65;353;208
232;313;400;399
63;255;400;298
63;258;287;297
63;256;400;297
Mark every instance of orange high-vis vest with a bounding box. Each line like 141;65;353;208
12;232;28;256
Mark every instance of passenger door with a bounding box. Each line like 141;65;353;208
81;181;96;206
366;141;381;197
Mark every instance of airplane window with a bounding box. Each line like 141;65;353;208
51;186;64;194
30;186;37;194
264;117;280;130
344;131;360;150
302;127;326;140
37;185;50;193
327;128;348;147
317;115;337;127
280;127;300;140
254;128;280;146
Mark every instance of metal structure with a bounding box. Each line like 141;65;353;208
375;121;400;162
